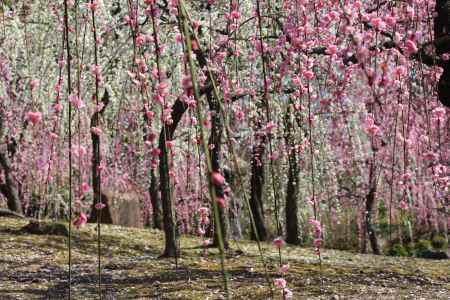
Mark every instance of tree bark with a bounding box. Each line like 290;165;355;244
225;168;242;239
0;169;21;213
88;90;109;223
0;110;22;214
436;1;450;108
207;91;229;249
159;126;177;257
249;130;268;241
159;99;188;257
366;164;381;255
149;168;163;230
157;85;219;256
143;106;163;230
284;107;300;245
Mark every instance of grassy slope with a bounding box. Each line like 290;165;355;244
0;217;449;299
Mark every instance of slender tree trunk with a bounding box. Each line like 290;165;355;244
436;0;450;108
284;107;300;245
142;97;163;229
157;86;220;255
225;169;242;239
249;131;268;241
366;164;381;255
159;127;177;257
0;111;22;214
157;35;213;256
0;155;22;214
285;160;300;244
149;169;163;229
207;91;229;249
88;91;109;223
158;98;189;257
90;129;101;211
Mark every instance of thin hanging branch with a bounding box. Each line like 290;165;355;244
89;1;103;298
178;1;230;297
62;0;73;298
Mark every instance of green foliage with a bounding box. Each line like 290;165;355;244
326;236;359;251
431;235;448;250
377;200;387;222
385;243;410;257
373;222;403;238
323;215;360;251
404;242;415;256
1;0;13;9
415;239;432;257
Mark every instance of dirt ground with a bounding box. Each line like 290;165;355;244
0;217;449;299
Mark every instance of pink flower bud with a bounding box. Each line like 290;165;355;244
73;212;87;229
272;237;286;248
95;202;106;210
274;278;286;289
26;111;42;125
91;127;102;136
211;172;225;186
302;70;314;80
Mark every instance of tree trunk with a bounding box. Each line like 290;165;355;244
90;129;101;216
249;132;268;241
225;168;242;239
157;39;215;256
159;128;177;257
0;111;22;214
157;84;218;255
0;164;22;213
436;0;450;108
284;107;300;245
207;91;229;249
88;90;109;223
366;164;381;255
149;168;163;230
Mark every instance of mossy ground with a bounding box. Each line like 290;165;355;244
0;217;449;299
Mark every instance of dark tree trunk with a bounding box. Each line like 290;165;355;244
149;169;163;230
158;98;189;257
249;131;268;241
159;128;177;257
0;159;22;214
207;91;229;249
285;158;300;244
284;107;300;245
157;84;217;256
435;0;450;108
90;130;101;215
143;109;163;230
0;111;22;214
366;165;381;255
157;34;215;256
88;91;109;223
88;193;113;224
225;168;242;239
